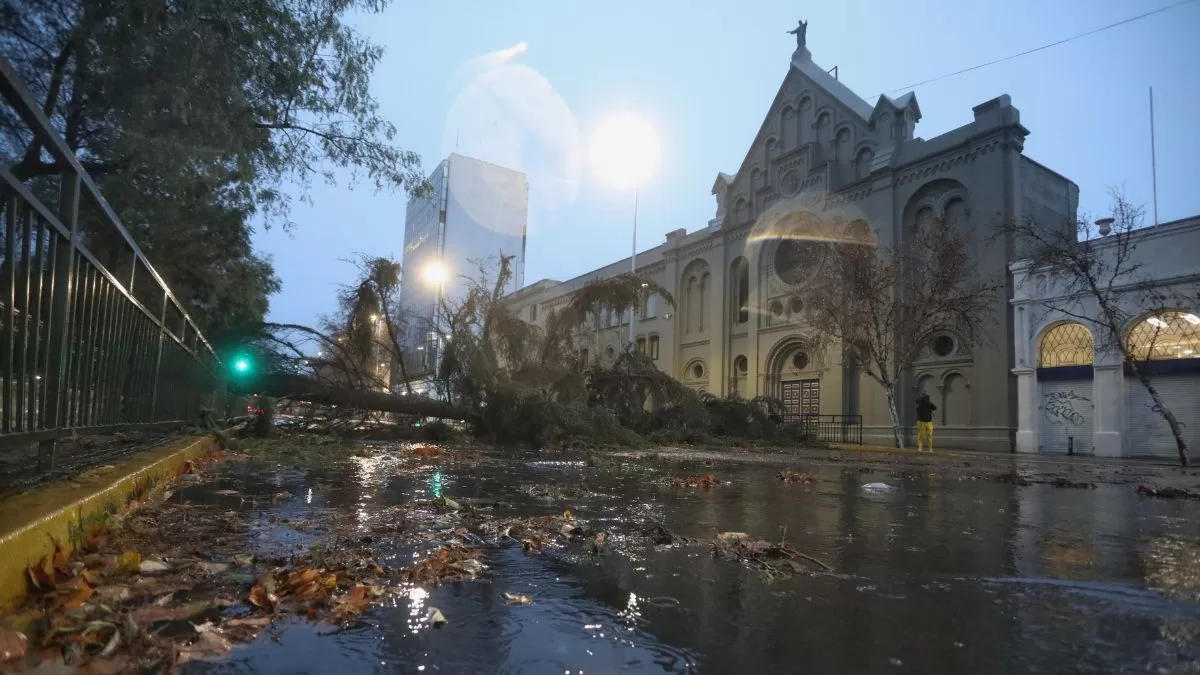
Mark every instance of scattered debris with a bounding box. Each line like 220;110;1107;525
504;592;534;605
1137;485;1200;500
0;627;27;663
994;472;1032;487
660;473;720;488
1045;477;1096;489
712;532;832;580
862;482;894;492
777;469;817;484
427;607;448;627
410;445;443;458
401;545;486;587
640;525;697;547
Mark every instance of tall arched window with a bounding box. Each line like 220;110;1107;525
731;258;749;324
1039;322;1094;367
698;273;710;332
1127;311;1200;361
684;277;698;334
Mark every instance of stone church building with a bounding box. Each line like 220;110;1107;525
505;30;1078;451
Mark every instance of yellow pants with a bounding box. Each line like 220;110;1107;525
916;421;934;451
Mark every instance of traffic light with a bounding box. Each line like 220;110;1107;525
233;357;251;374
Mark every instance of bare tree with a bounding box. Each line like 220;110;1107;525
1003;190;1191;466
808;216;1002;448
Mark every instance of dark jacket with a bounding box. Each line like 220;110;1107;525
916;397;937;423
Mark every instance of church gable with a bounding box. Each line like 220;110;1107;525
720;24;916;229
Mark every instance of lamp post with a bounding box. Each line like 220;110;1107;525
590;112;661;350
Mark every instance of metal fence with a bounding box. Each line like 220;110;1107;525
780;414;863;445
0;55;222;474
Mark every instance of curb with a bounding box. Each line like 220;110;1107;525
0;435;216;613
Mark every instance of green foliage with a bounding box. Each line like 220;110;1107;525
1;0;424;337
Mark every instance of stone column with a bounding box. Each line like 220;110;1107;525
1014;367;1037;453
1092;364;1124;458
745;244;761;396
708;249;728;397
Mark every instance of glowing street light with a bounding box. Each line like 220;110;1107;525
423;259;448;287
590;113;661;347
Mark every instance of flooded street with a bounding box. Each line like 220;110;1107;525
180;447;1200;674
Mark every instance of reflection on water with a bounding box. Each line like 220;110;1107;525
187;454;1200;674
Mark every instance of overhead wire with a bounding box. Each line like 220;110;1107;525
885;0;1197;94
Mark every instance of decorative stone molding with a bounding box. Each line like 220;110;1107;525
894;139;1003;187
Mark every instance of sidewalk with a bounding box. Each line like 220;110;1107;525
828;442;1189;471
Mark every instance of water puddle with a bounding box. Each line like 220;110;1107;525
180;450;1200;673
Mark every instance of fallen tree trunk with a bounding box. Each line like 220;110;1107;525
256;373;471;420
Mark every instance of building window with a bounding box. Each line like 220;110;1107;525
649;335;660;360
1127;311;1200;361
637;337;646;354
644;293;657;319
931;334;956;358
734;355;748;374
792;352;809;370
732;258;749;324
529;304;538;322
580;348;589;368
1038;323;1093;367
789;297;803;315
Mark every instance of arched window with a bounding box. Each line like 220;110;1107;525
833;127;851;163
731;258;749;324
698;273;710;332
1127;311;1200;361
648;335;660;360
856;148;873;180
942;373;969;425
685;277;698;335
1039;323;1094;367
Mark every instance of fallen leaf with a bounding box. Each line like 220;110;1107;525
138;560;170;575
0;627;28;662
503;592;533;605
26;557;55;591
230;553;255;567
81;523;107;554
224;617;272;628
248;584;277;609
117;551;141;574
57;577;94;612
93;586;130;603
178;630;231;663
196;561;230;575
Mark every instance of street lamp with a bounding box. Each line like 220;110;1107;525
590;112;661;347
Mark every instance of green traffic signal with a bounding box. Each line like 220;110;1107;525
234;358;250;373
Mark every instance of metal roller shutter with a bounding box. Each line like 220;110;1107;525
1125;375;1200;459
1039;379;1094;454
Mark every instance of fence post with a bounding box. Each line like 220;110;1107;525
38;172;81;471
148;293;168;419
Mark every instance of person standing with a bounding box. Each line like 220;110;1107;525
916;393;937;453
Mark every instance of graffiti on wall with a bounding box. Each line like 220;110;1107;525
1043;390;1090;426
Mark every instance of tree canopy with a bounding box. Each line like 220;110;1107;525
1;0;425;340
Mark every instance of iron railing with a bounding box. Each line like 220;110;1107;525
779;414;863;444
0;55;221;474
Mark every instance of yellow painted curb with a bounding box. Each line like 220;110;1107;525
0;435;216;613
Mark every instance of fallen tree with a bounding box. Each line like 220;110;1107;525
255;373;470;421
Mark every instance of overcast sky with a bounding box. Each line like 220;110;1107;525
255;0;1200;327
